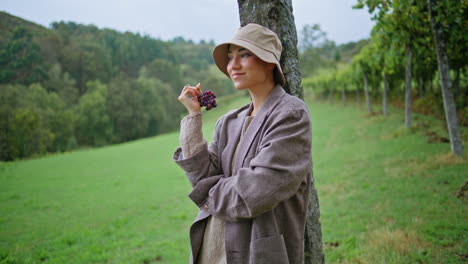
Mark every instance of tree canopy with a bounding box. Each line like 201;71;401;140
0;12;234;160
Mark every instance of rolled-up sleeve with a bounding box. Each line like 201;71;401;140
173;115;224;187
179;112;205;158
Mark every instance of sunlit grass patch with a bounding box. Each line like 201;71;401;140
430;152;468;167
359;228;431;262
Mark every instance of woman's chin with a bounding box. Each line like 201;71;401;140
233;83;248;90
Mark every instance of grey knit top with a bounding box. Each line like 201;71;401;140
179;111;254;264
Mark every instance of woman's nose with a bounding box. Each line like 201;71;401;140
229;56;241;70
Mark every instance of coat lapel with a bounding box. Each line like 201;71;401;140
233;85;286;174
222;105;249;176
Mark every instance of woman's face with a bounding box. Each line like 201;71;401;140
227;44;274;90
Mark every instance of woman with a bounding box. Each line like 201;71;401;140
173;23;312;264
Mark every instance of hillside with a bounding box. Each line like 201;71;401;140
1;96;466;263
0;11;55;48
0;11;233;161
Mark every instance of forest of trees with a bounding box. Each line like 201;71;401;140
301;0;466;156
0;10;369;161
0;11;235;160
1;0;466;160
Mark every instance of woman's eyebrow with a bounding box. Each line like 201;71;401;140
228;47;248;54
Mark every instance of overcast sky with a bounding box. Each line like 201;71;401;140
1;0;375;45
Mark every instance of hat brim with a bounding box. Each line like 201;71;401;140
213;39;286;86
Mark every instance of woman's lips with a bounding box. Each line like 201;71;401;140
231;73;245;79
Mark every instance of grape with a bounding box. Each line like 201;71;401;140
197;90;217;111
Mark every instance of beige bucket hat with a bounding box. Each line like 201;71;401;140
213;23;286;86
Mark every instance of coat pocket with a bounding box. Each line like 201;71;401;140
250;234;289;264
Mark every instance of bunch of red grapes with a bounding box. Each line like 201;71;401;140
197;90;217;111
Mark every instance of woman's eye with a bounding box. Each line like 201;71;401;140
241;53;250;58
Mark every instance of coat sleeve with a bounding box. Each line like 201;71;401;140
189;109;311;221
173;117;224;187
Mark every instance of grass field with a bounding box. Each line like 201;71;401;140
1;96;466;263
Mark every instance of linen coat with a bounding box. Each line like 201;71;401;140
173;84;312;264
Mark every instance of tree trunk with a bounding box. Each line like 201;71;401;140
363;73;372;113
356;87;361;105
453;67;460;97
78;51;85;96
428;0;464;156
429;75;434;94
238;0;302;98
320;91;326;101
405;45;412;128
342;88;346;106
328;88;334;103
383;73;389;116
237;1;325;262
418;76;425;98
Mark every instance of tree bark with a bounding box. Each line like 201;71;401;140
418;76;425;98
342;88;346;106
320;91;326;101
328;88;334;103
453;67;460;97
237;1;325;262
383;73;389;116
78;51;85;96
238;0;302;98
405;45;412;128
363;73;372;113
356;87;361;105
427;0;464;156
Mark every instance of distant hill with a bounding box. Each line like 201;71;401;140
0;11;56;48
0;11;231;161
0;11;369;160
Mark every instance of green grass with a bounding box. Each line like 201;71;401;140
313;101;467;263
1;96;466;263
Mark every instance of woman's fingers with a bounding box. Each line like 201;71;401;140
178;84;202;114
187;87;200;98
179;86;193;101
182;85;201;98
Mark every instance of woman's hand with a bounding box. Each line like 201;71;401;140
178;83;202;115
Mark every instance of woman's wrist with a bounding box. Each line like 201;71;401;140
188;110;202;117
180;111;204;157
